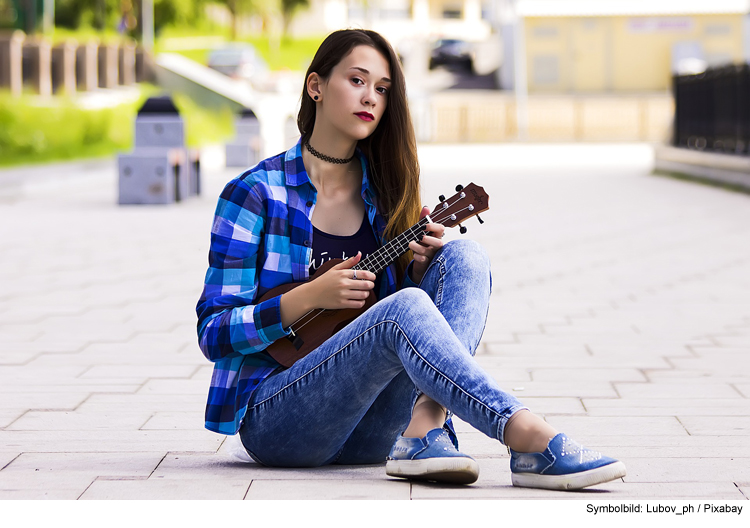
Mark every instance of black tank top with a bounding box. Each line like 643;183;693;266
310;212;382;297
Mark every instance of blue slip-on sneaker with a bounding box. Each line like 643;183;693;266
385;427;479;484
510;433;626;491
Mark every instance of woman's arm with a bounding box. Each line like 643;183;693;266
196;178;290;363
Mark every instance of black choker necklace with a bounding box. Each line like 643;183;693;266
305;140;354;164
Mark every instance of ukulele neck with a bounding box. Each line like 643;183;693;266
351;217;430;275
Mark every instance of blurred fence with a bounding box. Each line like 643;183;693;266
417;92;674;143
0;30;154;98
673;65;750;155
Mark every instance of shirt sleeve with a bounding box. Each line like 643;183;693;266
196;177;290;363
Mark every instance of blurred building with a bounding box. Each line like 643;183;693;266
503;0;750;93
290;1;495;43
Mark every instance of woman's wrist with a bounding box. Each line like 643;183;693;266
280;282;315;328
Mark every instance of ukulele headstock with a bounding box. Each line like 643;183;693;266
430;183;489;229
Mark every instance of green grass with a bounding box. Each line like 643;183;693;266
156;25;324;71
0;86;235;168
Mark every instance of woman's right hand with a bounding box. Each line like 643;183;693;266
279;252;376;328
302;251;376;310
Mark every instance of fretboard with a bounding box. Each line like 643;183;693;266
352;217;430;275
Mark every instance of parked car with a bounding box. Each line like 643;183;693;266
207;44;270;86
429;39;474;72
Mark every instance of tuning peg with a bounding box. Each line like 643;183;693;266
459;224;467;234
476;214;484;224
439;194;446;202
455;184;463;192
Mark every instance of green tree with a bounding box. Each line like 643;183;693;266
281;0;309;37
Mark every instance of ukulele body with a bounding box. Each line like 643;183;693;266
258;258;377;367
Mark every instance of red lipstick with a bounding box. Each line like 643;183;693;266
355;112;374;121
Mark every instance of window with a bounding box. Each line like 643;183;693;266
533;55;560;85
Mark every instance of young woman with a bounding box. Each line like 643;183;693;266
196;29;626;490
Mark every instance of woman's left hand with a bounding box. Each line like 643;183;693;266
408;206;445;284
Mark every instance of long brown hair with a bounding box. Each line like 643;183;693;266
297;29;421;284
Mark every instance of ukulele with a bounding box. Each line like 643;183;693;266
260;183;489;367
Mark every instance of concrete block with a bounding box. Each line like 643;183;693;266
134;115;185;149
246;479;409;500
80;477;249;500
118;147;188;205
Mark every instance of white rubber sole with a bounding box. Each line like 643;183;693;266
511;461;627;491
386;457;480;485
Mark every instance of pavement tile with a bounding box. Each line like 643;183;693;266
3;150;750;500
139;411;205;430
5;410;153;431
0;430;222;453
76;394;206;413
80;478;250;500
481;381;618;398
2;451;165;476
530;368;647;382
623;458;750;483
245;479;410;500
558;435;750;448
582;398;750;416
677;416;750;436
511;397;586;414
0;411;24;429
544;416;688;437
413;481;744;500
0;453;19;470
0;474;95;499
78;365;199;379
137;379;210;395
151;453;396;482
614;382;742;399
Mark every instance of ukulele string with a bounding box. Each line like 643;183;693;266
288;196;473;332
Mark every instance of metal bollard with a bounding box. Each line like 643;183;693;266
226;108;261;167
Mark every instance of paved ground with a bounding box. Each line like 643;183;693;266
0;143;748;500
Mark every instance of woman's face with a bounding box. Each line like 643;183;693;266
314;45;392;141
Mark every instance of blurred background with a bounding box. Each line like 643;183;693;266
2;0;750;176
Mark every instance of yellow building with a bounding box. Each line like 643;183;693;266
513;1;750;93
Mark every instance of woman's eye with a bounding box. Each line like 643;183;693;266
377;87;388;95
352;77;364;85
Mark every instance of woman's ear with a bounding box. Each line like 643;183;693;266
306;72;322;102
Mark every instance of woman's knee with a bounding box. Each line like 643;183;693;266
441;239;489;268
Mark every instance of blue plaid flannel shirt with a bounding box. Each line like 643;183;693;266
196;139;416;434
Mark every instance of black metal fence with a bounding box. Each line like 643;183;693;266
673;64;750;155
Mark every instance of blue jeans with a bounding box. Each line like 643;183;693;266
239;239;527;466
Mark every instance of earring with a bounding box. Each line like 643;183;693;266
313;95;319;101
